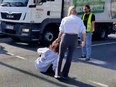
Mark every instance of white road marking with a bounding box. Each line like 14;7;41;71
92;41;116;47
6;52;26;60
89;80;109;87
6;52;33;62
15;56;33;62
15;56;26;60
89;58;107;65
7;52;15;56
77;41;116;48
78;58;107;65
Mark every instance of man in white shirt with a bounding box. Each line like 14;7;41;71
55;6;86;79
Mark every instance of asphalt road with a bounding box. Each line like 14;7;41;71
0;34;116;87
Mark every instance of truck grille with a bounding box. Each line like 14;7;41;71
1;12;21;20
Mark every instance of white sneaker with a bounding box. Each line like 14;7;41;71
54;75;60;79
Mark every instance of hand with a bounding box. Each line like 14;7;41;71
81;41;85;47
57;37;61;42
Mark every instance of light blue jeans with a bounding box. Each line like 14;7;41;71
80;33;92;58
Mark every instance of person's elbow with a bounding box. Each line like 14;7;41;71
81;27;86;34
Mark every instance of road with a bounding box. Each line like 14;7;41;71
0;34;116;87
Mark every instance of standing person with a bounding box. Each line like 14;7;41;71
55;6;86;79
81;5;95;61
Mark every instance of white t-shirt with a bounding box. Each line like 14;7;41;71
35;47;58;72
59;15;86;34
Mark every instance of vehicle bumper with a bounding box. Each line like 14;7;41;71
1;21;41;42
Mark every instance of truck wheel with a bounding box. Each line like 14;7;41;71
42;29;58;45
100;29;108;39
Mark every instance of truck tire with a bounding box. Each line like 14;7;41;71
94;24;109;40
100;29;108;39
42;29;58;46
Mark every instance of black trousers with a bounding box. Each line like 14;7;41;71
55;34;78;77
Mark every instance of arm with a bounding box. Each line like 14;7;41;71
57;32;63;39
91;14;95;32
57;19;64;40
79;19;86;47
81;33;86;47
91;21;95;32
82;33;86;42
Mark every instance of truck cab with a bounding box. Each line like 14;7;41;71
0;0;3;35
0;0;63;44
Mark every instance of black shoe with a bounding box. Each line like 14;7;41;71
61;76;69;80
80;55;86;58
85;58;90;61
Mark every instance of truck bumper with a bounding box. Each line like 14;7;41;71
1;32;31;41
1;21;41;42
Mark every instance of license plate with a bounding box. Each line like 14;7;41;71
6;25;14;30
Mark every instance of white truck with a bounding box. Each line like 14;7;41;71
0;0;116;44
0;0;3;35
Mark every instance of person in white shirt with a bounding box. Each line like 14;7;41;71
54;6;86;79
35;38;60;73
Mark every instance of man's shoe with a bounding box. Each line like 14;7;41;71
61;76;69;80
80;55;86;58
85;58;90;61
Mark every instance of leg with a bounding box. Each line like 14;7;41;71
62;36;77;77
82;44;86;57
86;33;92;58
62;46;75;77
55;36;68;77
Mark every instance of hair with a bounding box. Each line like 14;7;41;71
49;38;60;53
85;5;91;12
67;6;77;16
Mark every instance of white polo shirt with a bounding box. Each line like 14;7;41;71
59;15;86;34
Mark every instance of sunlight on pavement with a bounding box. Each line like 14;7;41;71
79;58;107;65
88;58;107;65
89;80;109;87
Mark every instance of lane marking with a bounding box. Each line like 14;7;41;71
78;58;107;65
77;41;116;48
89;80;109;87
7;52;15;56
92;41;116;47
5;52;33;62
89;58;107;65
15;55;33;63
15;56;26;60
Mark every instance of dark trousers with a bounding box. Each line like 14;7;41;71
55;34;78;77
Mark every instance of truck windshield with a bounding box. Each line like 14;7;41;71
1;0;28;7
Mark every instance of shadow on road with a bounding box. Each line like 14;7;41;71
0;61;94;87
2;38;116;71
72;44;116;71
3;38;45;52
0;46;10;55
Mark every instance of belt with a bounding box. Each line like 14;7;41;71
65;33;77;35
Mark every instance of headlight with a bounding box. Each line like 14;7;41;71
22;28;29;32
